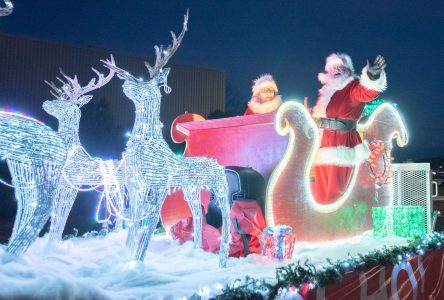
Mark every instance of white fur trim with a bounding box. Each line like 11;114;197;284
247;95;282;114
252;74;278;96
313;142;370;166
325;53;354;74
311;76;354;119
359;66;387;92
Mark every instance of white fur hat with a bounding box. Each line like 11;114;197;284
325;53;354;74
252;74;278;96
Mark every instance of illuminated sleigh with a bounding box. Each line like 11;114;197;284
166;102;407;242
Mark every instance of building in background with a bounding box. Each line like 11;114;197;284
0;33;226;156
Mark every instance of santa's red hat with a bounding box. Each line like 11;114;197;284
252;74;278;96
324;53;354;75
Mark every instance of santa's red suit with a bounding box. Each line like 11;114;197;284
312;54;387;204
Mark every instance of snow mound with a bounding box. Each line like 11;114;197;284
0;230;407;299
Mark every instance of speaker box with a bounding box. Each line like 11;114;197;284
206;166;266;228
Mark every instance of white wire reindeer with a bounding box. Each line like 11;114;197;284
43;57;120;241
0;0;13;16
102;11;231;267
0;112;66;255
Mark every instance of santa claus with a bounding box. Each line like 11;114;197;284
312;53;387;204
244;74;282;115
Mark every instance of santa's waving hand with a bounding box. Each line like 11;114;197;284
312;53;387;204
367;55;387;80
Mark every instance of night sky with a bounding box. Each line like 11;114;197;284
1;0;443;161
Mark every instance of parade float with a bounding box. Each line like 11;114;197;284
165;100;444;299
1;5;443;299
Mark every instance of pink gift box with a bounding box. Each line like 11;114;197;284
259;225;296;260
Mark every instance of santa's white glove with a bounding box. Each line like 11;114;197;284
366;55;386;80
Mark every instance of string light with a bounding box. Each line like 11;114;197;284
208;232;444;299
367;140;393;188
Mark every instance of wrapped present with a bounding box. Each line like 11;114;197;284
372;206;426;238
372;206;394;238
170;217;222;253
259;225;296;260
392;206;426;238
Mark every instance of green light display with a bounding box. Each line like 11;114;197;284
372;206;426;238
372;206;390;238
393;206;426;238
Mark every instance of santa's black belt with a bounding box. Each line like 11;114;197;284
317;117;356;131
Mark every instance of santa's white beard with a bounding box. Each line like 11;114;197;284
312;72;355;119
317;72;352;87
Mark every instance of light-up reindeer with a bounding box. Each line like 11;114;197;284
43;57;116;241
102;11;231;267
0;111;66;255
0;0;13;16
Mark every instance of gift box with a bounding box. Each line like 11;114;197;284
372;206;393;238
259;225;296;260
392;206;426;238
372;206;426;238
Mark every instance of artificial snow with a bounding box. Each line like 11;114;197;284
0;230;407;299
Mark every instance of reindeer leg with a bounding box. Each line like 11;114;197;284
134;211;160;261
125;181;149;251
214;184;230;268
126;222;139;252
7;160;58;255
113;184;128;232
183;186;203;248
48;185;78;241
133;190;166;261
126;194;141;252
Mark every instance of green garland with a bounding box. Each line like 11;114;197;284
209;232;444;300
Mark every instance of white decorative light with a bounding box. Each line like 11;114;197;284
102;10;231;267
0;0;13;16
357;102;408;148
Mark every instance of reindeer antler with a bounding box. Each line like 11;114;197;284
101;55;137;81
0;0;13;16
45;55;116;107
145;9;189;78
